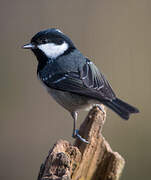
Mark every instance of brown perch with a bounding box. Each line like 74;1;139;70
37;106;125;180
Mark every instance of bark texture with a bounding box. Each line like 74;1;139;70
37;106;125;180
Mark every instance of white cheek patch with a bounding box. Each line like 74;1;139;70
38;42;68;59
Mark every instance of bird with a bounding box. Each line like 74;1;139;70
22;28;139;143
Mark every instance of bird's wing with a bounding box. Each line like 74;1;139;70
42;59;116;101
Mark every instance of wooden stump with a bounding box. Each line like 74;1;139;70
37;106;125;180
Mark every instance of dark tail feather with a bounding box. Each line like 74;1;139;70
104;98;139;120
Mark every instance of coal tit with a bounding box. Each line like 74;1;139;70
23;28;139;143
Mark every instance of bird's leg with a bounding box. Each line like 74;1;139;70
71;111;89;144
71;111;77;138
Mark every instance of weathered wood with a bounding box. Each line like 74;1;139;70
37;106;125;180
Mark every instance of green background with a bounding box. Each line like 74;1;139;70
0;0;150;179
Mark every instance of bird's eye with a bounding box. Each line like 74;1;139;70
55;38;63;45
40;39;48;44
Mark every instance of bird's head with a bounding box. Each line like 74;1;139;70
22;28;75;60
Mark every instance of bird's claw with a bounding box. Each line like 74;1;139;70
94;104;105;114
72;129;89;144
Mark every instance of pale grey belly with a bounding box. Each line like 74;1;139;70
47;88;97;112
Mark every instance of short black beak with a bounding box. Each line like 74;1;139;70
22;43;35;49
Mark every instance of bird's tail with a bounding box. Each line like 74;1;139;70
104;98;139;120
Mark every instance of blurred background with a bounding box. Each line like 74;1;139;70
0;0;150;179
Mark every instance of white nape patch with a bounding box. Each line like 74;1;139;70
38;42;68;59
56;29;63;33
